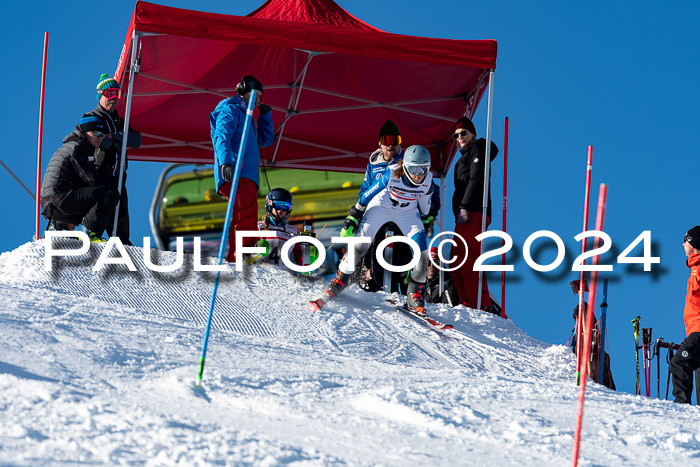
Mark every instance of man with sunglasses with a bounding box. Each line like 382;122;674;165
449;117;499;313
670;227;700;404
40;116;121;242
82;73;142;245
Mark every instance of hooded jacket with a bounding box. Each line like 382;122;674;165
684;253;700;335
40;129;103;210
451;138;499;221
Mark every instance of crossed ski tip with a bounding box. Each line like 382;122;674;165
385;298;453;331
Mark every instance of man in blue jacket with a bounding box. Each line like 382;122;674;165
210;75;274;262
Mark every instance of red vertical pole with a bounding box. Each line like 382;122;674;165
575;146;593;383
571;183;607;467
500;117;508;319
35;32;49;241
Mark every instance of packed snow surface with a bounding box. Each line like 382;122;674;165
1;239;699;465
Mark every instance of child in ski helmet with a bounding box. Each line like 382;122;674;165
249;188;303;271
318;145;435;314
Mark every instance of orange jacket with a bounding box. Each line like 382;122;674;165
684;253;700;335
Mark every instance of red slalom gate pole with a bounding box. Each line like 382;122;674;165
571;183;607;467
575;146;593;384
500;117;509;319
35;32;49;241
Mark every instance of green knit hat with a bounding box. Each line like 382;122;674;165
96;73;120;101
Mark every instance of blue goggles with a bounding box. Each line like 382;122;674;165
269;200;292;211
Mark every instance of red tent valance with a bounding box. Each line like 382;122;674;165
115;0;497;174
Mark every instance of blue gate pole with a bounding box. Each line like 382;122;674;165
197;89;258;385
598;279;609;385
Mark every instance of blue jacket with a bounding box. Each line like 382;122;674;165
210;95;274;193
357;148;403;202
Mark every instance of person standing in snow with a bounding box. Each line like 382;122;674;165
449;117;499;314
314;145;435;314
670;226;700;404
40;116;120;242
83;73;141;245
210;75;274;263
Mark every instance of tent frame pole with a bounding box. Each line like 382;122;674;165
111;31;141;239
476;70;495;312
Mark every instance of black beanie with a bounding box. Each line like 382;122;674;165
453;117;476;137
379;119;400;137
685;226;700;250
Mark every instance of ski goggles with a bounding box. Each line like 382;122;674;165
379;134;401;146
453;130;470;139
99;88;122;100
405;164;429;177
269;200;292;211
91;131;105;138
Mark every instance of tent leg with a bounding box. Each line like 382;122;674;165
111;32;141;239
477;70;495;312
439;174;446;295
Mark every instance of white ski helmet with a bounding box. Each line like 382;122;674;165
402;145;431;183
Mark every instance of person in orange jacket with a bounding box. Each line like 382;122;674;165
670;226;700;403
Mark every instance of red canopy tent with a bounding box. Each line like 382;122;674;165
113;0;497;175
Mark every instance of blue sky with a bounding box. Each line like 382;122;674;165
2;0;699;398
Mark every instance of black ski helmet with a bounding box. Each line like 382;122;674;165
265;188;293;225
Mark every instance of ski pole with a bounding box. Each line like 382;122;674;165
197;89;258;385
598;280;608;385
642;328;652;397
632;316;641;395
665;346;674;400
655;338;663;399
575;146;594;386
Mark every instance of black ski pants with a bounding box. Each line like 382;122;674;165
53;185;120;237
670;332;700;404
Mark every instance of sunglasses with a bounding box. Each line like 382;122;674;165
90;131;105;138
270;200;292;211
453;130;470;139
380;134;402;146
685;234;693;243
100;88;122;100
405;164;429;177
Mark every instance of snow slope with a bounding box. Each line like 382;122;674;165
1;239;699;465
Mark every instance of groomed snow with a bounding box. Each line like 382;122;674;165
1;239;698;465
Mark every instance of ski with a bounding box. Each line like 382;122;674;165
385;298;453;331
309;298;326;311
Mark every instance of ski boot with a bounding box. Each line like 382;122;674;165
310;271;352;311
81;226;107;243
46;219;68;231
406;281;427;316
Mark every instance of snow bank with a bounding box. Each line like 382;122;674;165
0;240;698;465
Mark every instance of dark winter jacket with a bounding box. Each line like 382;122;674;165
451;138;498;221
40;130;103;210
83;104;141;179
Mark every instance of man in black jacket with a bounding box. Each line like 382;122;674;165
82;73;141;245
449;117;499;312
40;116;120;242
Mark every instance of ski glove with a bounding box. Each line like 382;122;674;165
258;104;272;114
457;208;469;224
340;205;365;237
221;164;234;182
